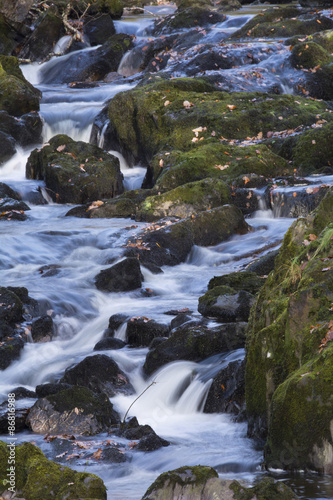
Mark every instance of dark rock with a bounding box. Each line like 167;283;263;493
94;337;126;350
26;134;124;204
144;323;247;376
246;250;278;276
148;337;168;350
0;287;23;324
0;0;34;23
126;317;169;347
101;446;127;463
136;433;170;452
26;386;120;435
0;182;20;200
0;337;25;370
198;288;255;322
0;197;30;212
30;315;54;342
0;111;43;152
118;417;162;442
204;360;245;416
0;401;29;434
95;258;143;292
83;14;116;46
35;382;73;398
108;313;129;333
208;271;266;295
151;7;225;35
0;131;16;164
0;322;14;340
12;386;36;399
60;354;134;397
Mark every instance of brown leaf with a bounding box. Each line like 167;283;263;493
92;448;103;459
56;145;66;152
322;267;331;272
309;234;317;241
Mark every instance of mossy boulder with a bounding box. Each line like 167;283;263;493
153;143;290;191
85;0;123;18
290;41;331;69
0;440;107;499
26;385;120;435
151;7;225;35
230;6;333;40
198;286;255;322
293;121;333;174
125;204;250;267
143;322;247;375
0;287;23;324
208;271;266;294
106;78;333;167
137;178;231;222
245;187;333;470
306;61;333;100
0;57;41;116
26;134;124;204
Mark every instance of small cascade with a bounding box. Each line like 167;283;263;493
114;321;128;341
118;48;144;77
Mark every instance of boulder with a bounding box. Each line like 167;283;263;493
83;14;116;46
60;353;134;397
290;41;330;69
35;382;73;398
126;317;169;347
26;385;119;435
246;250;279;276
150;7;225;35
95;257;143;292
208;271;266;295
0;0;34;23
0;111;43;150
94;337;126;350
0;287;23;324
31;315;54;342
0;440;107;499
143;322;247;376
26;134;124;204
136;433;170;452
198;287;255;322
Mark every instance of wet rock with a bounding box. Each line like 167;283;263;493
271;184;330;218
246;250;279;276
35;382;73;398
0;440;107;499
0;337;25;370
26;134;124;204
95;257;143;292
143;322;247;376
149;337;168;349
0;401;29;433
26;385;120;435
0;322;14;340
204;359;245;416
126;317;169;347
60;353;134;397
208;271;266;295
31;315;54;342
198;287;255;322
0;197;30;212
0;0;34;24
290;41;330;69
118;417;158;440
17;6;65;62
101;446;127;463
151;7;225;35
293;121;333;175
94;337;126;350
0;131;15;164
125;205;249;267
38;34;133;84
0;287;23;324
87;0;123;18
108;313;129;333
12;386;36;399
136;433;170;452
0;111;43;151
137;178;231;222
83;14;116;46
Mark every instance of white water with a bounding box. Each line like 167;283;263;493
1;9;333;500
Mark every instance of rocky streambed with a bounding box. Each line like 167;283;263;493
1;0;333;498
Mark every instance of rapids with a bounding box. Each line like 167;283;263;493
1;5;333;499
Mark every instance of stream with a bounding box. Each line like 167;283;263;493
1;4;333;499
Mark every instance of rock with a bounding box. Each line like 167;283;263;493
137;178;231;222
0;131;15;164
0;400;29;434
60;353;134;397
31;315;54;342
0;287;23;324
306;61;333;99
136;433;170;452
95;257;143;292
246;250;279;276
87;0;123;19
290;41;330;69
141;465;219;499
143;323;247;376
108;313;129;333
101;446;127;462
0;111;43;150
208;271;266;295
198;287;255;322
0;56;41;117
26;134;124;204
35;382;73;398
125;205;250;267
204;359;245;416
94;337;126;350
271;184;330;218
293;121;333;174
83;14;116;46
0;440;107;499
126;317;169;347
12;386;36;399
118;417;158;440
38;34;133;84
150;7;226;35
26;385;120;435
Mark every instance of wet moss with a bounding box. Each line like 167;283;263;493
208;271;266;294
293;121;333;175
290;41;330;69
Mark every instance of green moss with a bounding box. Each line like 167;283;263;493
290;41;330;69
208;271;266;294
0;441;107;499
293;121;333;175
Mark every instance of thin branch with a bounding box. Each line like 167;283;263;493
121;380;157;427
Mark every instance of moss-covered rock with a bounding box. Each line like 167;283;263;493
26;134;124;204
306;61;333;100
290;41;331;69
151;7;225;35
208;271;266;294
293;121;333;174
0;440;107;499
143;322;247;375
137;178;231;221
106;78;333;167
230;6;333;40
245;187;333;470
198;286;255;322
26;385;120;435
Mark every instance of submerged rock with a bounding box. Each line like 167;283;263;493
26;385;120;435
0;440;107;499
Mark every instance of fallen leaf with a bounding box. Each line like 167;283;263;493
227;105;236;110
322;267;331;272
56;145;66;152
164;100;171;106
309;234;317;241
87;200;104;211
159;159;164;167
183;100;193;109
92;448;103;459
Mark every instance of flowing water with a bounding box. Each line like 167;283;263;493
1;6;333;499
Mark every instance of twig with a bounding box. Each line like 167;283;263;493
121;380;157;427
